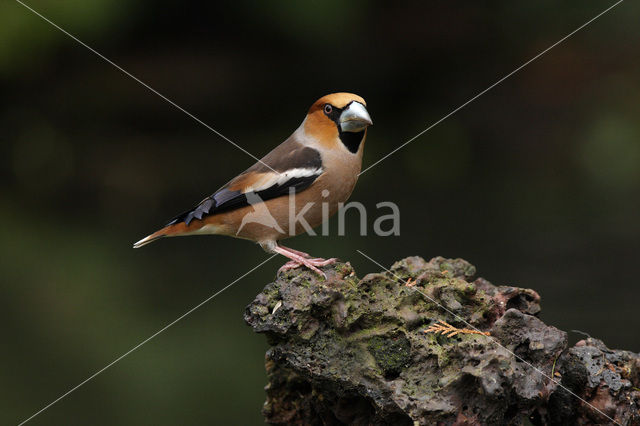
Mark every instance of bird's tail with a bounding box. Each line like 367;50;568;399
133;229;166;248
133;222;189;248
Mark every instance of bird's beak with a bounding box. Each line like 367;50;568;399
339;102;373;133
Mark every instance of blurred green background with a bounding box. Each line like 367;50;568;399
2;1;639;424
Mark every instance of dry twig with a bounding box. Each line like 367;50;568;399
424;320;490;337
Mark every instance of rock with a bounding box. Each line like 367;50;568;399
244;256;640;425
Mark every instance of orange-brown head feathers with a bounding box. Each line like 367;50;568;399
304;93;372;153
309;93;367;113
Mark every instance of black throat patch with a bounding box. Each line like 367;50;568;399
338;129;365;154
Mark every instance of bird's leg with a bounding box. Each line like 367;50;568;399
273;244;337;278
282;246;311;258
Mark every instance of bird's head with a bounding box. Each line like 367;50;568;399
304;93;372;153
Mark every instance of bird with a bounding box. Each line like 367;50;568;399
133;93;372;277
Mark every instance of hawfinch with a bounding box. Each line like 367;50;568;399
134;93;372;277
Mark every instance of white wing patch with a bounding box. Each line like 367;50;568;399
242;168;323;193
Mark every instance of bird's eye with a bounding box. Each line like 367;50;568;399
323;104;333;115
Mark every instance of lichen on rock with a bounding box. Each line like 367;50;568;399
244;256;640;425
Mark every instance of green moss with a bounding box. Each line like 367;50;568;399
367;335;412;377
298;279;312;288
334;263;353;275
464;283;476;296
440;262;454;273
344;276;359;288
438;258;477;278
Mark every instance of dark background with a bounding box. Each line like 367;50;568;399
2;1;639;424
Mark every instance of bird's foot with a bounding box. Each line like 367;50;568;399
277;257;338;278
273;244;337;278
279;260;303;273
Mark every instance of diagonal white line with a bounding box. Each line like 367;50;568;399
13;0;278;174
359;0;625;176
17;254;278;426
356;250;620;425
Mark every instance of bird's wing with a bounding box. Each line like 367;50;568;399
167;138;323;226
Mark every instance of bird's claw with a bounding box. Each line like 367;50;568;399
278;257;338;278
